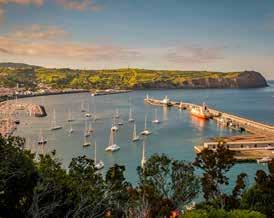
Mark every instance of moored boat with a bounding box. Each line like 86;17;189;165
190;103;211;119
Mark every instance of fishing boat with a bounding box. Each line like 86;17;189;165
67;109;74;122
50;109;62;130
105;129;120;152
38;129;47;145
132;123;140;142
128;107;135;122
140;114;152;136
152;109;160;124
84;120;91;137
111;117;119;132
94;141;104;170
190;103;211;119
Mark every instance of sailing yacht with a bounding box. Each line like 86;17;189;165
111;116;119;132
118;118;124;126
81;101;86;112
140;114;152;136
69;121;74;134
85;102;92;117
152;109;160;124
83;136;91;147
38;129;47;145
105;128;120;152
67;109;74;122
84;120;91;137
141;137;146;169
88;121;95;133
132;123;140;142
128;107;135;122
94;141;104;170
50;109;62;130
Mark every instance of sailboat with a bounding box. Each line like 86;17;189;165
140;114;152;136
83;136;91;147
132;123;140;142
115;109;120;118
118;118;124;126
81;100;86;112
38;128;47;145
69;121;74;134
85;101;92;117
152;109;160;124
67;109;74;122
50;109;62;130
141;137;146;169
105;128;120;152
84;119;91;137
111;116;119;132
88;121;95;133
94;141;104;170
128;107;135;122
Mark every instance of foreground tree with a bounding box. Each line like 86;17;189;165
135;154;200;217
193;144;235;203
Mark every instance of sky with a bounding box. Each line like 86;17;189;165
0;0;273;79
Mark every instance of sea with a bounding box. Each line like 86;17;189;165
14;81;274;191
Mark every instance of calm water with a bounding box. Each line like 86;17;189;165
15;82;274;188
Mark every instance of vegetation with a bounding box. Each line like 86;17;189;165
0;63;247;90
0;135;272;217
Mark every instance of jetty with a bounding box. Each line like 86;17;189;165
0;101;47;137
144;96;274;162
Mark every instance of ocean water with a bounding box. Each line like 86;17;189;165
14;81;274;189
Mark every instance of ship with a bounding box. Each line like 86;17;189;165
190;103;211;119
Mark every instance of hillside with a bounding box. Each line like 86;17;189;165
0;63;268;90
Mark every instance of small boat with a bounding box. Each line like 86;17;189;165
50;109;62;130
38;129;47;145
83;132;91;147
132;123;140;142
190;103;211;119
161;96;172;107
118;119;124;126
105;129;120;152
69;122;74;134
140;114;152;136
128;107;135;122
85;102;92;117
88;122;95;133
94;141;104;170
152;109;160;124
257;157;272;164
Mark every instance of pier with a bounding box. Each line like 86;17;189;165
144;96;274;162
0;101;47;137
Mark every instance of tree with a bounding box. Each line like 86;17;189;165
193;144;235;202
136;154;200;217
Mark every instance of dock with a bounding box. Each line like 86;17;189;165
144;96;274;162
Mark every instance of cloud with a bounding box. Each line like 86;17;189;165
165;45;224;64
56;0;103;11
8;24;69;41
0;0;44;6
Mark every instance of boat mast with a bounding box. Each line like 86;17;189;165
141;137;146;168
133;124;137;139
144;114;147;130
94;141;97;164
154;109;157;120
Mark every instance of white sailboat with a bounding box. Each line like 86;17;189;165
69;121;74;134
141;137;146;169
128;107;135;122
105;128;120;152
140;114;152;136
111;116;119;132
85;101;92;117
38;128;47;145
152;109;160;124
88;121;95;133
67;109;74;122
83;136;91;147
81;100;86;112
50;109;62;130
132;123;140;142
94;141;104;170
84;119;91;137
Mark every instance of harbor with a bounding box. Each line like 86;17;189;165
144;95;274;162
